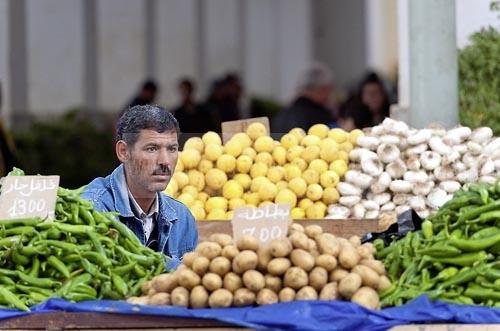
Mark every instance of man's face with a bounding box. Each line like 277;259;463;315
120;129;178;198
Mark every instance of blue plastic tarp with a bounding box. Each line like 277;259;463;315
1;295;500;331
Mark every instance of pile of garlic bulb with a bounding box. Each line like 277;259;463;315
327;118;500;219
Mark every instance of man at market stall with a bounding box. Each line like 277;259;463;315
81;105;198;270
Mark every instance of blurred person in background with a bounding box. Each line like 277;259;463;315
339;72;390;130
120;79;159;118
272;62;338;135
219;72;242;122
0;81;20;177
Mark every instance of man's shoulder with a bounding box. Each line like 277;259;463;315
81;176;114;210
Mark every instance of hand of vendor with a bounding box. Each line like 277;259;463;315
81;105;198;270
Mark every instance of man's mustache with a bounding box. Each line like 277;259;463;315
152;165;171;176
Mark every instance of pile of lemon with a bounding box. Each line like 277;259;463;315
165;123;362;220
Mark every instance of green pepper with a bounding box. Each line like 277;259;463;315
54;223;94;235
115;246;156;267
0;276;15;286
421;220;433;240
438;267;478;289
29;257;40;277
418;244;462;257
82;251;112;268
17;271;61;288
458;201;500;223
449;232;500;252
0;217;42;228
111;274;128;297
470;226;500;240
47;256;70;278
465;285;500;302
12;249;30;266
4;226;37;236
0;287;30;311
428;251;491;267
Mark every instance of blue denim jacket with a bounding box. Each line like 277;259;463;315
80;165;198;270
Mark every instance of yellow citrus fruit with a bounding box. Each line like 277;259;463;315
280;133;299;149
308;124;329;138
191;204;206;220
267;166;285;183
258;182;278;201
339;141;354;153
286;145;304;162
291;158;308;172
254;136;275;153
222;180;244;199
276;180;288;191
205;197;228;212
309;159;329;174
306;203;325;219
291;207;305;219
224;139;243;157
349;129;364;145
250;162;268;178
298;198;314;210
225;211;234;220
329;128;349;144
183;137;204;153
203;186;219;197
255;152;274;167
272;146;287;165
242;147;257;160
202;131;222;146
302;169;320;185
198;159;213;174
182;185;199;197
301;145;320;163
164;180;178;196
246;122;268;140
206;208;226;220
172;172;189;189
301;134;321;147
250;176;270;193
216;154;236;173
284;164;302;181
236;155;253;174
233;173;252;190
231;132;252;149
259;201;274;208
244;192;261;206
197;192;209;203
205;168;227;190
288;177;307;197
179;149;201;169
314;201;327;212
204;143;223;161
319;138;339;162
320;170;340;188
306;184;323;201
322;187;340;204
177;193;195;207
188;170;205;191
229;198;246;210
274;188;297;208
289;127;306;141
175;160;184;173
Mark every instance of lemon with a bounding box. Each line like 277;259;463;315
259;201;274;208
197;159;213;174
225;211;234;220
172;172;189;189
233;173;252;190
205;168;227;190
250;162;268;178
242;147;257;161
244;192;261;206
190;204;206;220
329;128;348;144
349;129;364;145
289;127;306;141
280;133;299;149
319;138;339;162
336;150;349;163
306;184;323;201
328;160;349;177
164;180;178;196
231;132;252;149
177;193;195;207
339;141;354;153
286;145;304;162
258;182;278;201
236;155;253;174
314;201;327;212
291;207;305;219
205;197;228;212
203;186;219;197
175;160;184;173
298;198;314;210
291;158;308;172
267;166;285;183
250;176;270;193
216;154;236;173
274;188;297;208
300;134;321;147
187;169;205;191
254;136;275;153
206;208;227;220
202;131;222;146
320;170;340;188
272;146;287;165
322;187;340;204
246;122;268;140
301;145;320;163
204;143;223;161
229;198;246;210
224;139;243;157
284;164;302;181
197;191;209;203
309;159;328;174
222;180;244;199
306;204;325;219
276;180;288;191
288;177;307;197
255;152;274;167
302;168;320;185
179;149;201;169
183;137;204;152
182;185;199;197
308;124;329;138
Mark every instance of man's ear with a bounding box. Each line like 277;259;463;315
116;140;130;163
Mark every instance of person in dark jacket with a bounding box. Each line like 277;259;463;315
272;63;337;136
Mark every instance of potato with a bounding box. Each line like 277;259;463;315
270;239;293;257
177;268;201;290
140;280;152;295
242;270;265;292
196;242;222;260
319;282;338;300
338;244;360;269
232;250;258;274
147;288;156;296
351;286;380;309
296;286;318;300
304;225;323;239
209;256;231;276
359;259;386;276
309;267;328;291
171;286;189;307
192;256;210;275
267;258;291;276
289;231;309;250
265;274;282;293
127;296;150;305
284;267;308;290
182;251;199;268
315;254;337;271
233;288;256;307
256;288;278;305
202;273;223;291
348;235;361;247
306;239;318;252
289;223;304;233
236;235;259;251
316;233;340;256
190;285;209;308
278;287;296;302
377;275;392;291
208;288;233;308
357;245;374;260
257;246;273;271
152;273;178;293
221;245;239;260
338;273;362;299
290;249;315;271
329;268;349;282
352;265;380;288
223;272;243;293
209;233;233;247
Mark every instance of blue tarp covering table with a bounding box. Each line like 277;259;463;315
1;295;500;331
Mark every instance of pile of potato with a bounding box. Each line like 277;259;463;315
127;224;391;310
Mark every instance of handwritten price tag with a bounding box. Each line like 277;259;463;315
0;176;60;220
231;203;291;246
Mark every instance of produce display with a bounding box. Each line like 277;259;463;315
0;171;165;311
328;118;500;219
128;224;391;309
377;180;500;307
166;123;361;220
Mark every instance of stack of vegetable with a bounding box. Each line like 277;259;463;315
128;224;391;309
327;118;500;219
377;180;500;307
0;172;165;311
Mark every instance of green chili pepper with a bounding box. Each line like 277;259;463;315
82;251;112;268
470;226;500;240
12;249;30;266
80;258;97;276
47;256;70;278
0;276;15;286
115;246;156;267
0;235;23;248
449;232;500;252
418;244;462;257
0;287;30;311
429;251;491;267
4;226;37;236
465;285;500;302
64;292;95;302
17;272;60;288
79;206;96;226
458;201;500;223
29;257;40;277
438;267;478;289
0;217;42;228
421;220;433;240
86;230;108;261
54;223;94;235
111;274;128;297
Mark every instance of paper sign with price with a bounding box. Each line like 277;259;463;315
0;176;60;221
231;203;291;246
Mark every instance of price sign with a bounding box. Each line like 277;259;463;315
0;176;60;220
232;203;291;246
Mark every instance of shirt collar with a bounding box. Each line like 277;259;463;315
127;187;159;219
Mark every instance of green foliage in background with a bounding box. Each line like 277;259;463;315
14;110;117;188
459;3;500;135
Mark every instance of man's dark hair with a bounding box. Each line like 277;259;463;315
117;105;180;145
142;80;158;92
